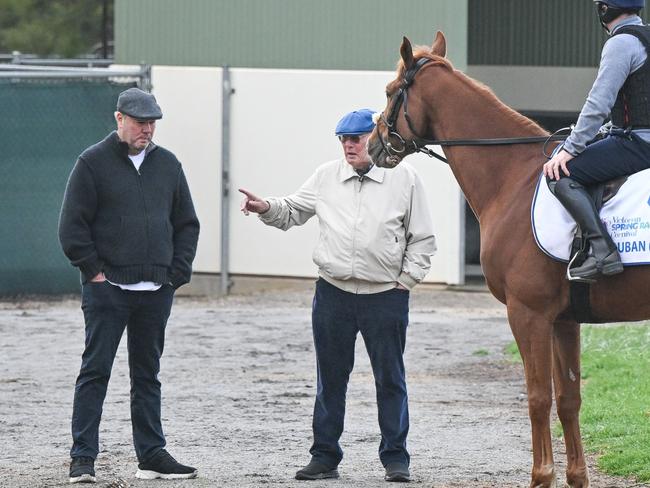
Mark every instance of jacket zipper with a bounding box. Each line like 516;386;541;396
130;155;150;261
351;176;364;281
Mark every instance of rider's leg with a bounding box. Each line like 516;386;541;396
548;132;650;279
550;177;622;279
567;133;650;185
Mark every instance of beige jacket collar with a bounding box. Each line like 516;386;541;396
338;158;385;183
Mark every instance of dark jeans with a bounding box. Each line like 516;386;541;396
70;282;174;462
310;278;410;468
567;131;650;186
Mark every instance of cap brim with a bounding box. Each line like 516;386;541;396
120;110;163;120
335;130;373;136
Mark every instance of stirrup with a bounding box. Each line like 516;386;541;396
566;252;597;283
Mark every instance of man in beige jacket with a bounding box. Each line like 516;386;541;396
239;109;436;483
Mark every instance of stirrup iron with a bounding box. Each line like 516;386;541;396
566;252;597;283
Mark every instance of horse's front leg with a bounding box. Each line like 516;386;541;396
507;300;557;488
553;319;589;488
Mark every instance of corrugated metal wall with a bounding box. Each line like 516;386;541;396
115;0;468;70
469;0;648;67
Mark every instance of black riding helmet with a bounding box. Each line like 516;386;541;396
594;0;644;30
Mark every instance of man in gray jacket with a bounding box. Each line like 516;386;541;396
240;108;436;483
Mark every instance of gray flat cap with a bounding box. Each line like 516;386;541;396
116;87;163;120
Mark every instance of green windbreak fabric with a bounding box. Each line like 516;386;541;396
0;79;136;295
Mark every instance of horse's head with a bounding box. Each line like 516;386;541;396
368;32;447;168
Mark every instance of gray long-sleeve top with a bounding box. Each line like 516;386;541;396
564;15;650;156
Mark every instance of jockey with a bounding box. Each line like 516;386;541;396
544;0;650;280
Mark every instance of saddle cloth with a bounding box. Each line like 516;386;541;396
531;168;650;264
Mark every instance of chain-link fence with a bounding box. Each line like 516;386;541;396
0;68;146;295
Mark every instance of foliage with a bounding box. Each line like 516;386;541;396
0;0;113;57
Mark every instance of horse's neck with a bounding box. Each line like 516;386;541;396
428;71;546;217
447;145;542;220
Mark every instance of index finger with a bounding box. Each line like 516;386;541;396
238;188;257;200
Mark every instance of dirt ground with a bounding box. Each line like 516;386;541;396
0;278;647;488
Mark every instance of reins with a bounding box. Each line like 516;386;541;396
413;131;570;164
378;57;569;165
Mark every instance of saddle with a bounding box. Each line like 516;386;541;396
531;168;650;322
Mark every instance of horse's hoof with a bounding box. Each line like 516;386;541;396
531;476;557;488
565;480;589;488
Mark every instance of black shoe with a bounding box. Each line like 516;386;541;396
295;460;339;480
384;462;410;482
69;456;96;484
135;449;197;480
570;253;624;279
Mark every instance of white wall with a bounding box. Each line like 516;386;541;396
152;66;464;284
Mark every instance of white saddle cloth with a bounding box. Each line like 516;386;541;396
531;168;650;265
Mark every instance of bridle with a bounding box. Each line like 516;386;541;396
375;57;568;165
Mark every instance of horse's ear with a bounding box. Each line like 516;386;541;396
400;36;414;70
431;31;447;58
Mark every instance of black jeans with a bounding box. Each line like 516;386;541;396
70;282;174;462
310;278;410;468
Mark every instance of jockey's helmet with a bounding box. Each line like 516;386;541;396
595;0;644;6
594;0;644;28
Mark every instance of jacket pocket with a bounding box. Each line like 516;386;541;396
147;216;174;265
312;233;330;274
372;233;406;277
95;215;145;265
113;216;147;264
388;233;406;259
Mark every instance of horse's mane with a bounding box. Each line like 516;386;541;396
396;46;548;137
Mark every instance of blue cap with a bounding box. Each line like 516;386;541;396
335;109;376;136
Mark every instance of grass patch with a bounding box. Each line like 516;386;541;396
505;341;521;363
506;324;650;481
472;348;489;356
580;324;650;481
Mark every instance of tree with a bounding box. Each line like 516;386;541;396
0;0;113;57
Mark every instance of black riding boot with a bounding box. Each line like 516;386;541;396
550;177;623;279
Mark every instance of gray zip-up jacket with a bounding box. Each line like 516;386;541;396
259;159;436;293
565;15;650;155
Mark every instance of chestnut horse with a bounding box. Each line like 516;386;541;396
368;32;650;488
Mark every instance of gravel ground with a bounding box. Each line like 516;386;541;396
0;279;647;488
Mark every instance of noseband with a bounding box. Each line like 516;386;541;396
376;58;568;165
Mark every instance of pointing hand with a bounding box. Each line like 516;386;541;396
239;188;270;215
